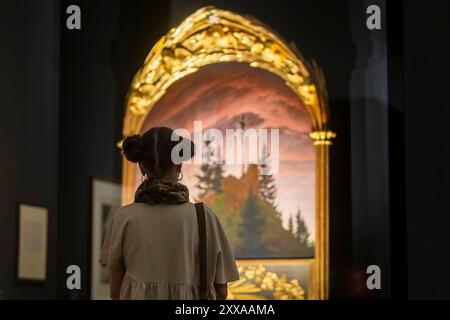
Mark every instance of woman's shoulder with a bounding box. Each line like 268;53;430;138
113;202;217;221
111;202;145;221
115;201;196;216
115;202;139;214
198;202;221;225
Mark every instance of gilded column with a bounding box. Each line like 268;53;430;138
310;130;336;300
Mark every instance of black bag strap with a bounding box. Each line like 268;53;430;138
195;202;208;300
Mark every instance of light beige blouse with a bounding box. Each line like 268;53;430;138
99;202;239;300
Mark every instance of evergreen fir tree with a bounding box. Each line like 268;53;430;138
236;194;267;257
288;214;294;234
212;145;224;193
195;137;225;197
195;164;215;197
195;137;215;197
295;208;313;255
258;144;278;216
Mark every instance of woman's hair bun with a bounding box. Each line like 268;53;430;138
122;135;145;163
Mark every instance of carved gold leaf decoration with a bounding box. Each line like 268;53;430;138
123;6;331;137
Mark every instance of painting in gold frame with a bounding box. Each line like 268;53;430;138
120;6;335;300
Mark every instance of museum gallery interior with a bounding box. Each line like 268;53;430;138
0;0;449;300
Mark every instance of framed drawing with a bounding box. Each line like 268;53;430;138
90;178;121;300
17;203;48;282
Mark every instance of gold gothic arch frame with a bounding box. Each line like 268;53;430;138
121;6;335;300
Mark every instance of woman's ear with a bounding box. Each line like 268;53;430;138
175;163;182;173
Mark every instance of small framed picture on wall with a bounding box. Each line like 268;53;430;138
90;178;122;300
17;203;48;282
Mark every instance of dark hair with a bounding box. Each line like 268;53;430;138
122;127;195;178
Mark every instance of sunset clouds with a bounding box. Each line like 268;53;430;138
139;62;316;238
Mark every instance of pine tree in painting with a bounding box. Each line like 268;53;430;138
195;137;215;197
212;145;224;193
288;214;294;234
258;144;279;217
295;208;313;255
237;194;267;257
195;164;215;197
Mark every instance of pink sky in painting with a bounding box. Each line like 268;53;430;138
139;62;316;239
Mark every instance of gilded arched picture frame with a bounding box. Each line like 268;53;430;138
120;6;335;300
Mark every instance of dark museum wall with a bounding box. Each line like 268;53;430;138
401;1;450;299
0;1;60;299
347;0;391;299
58;0;123;299
0;0;449;299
